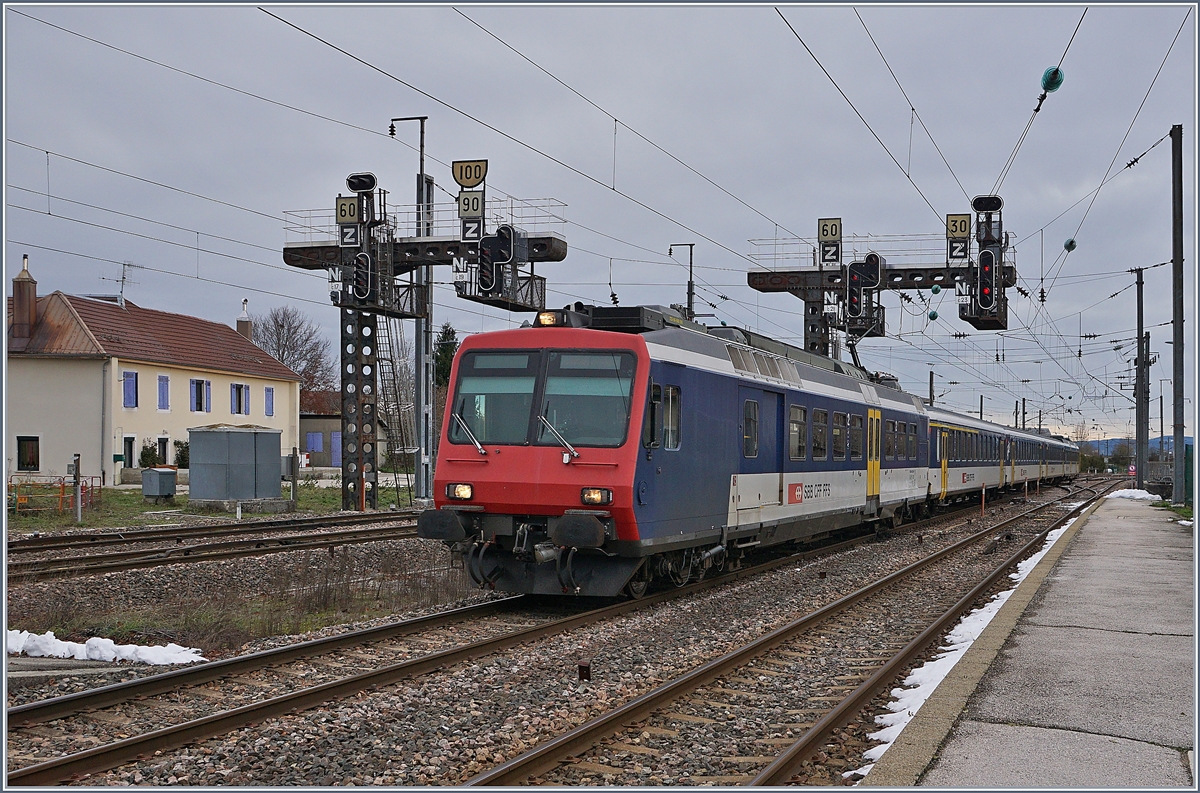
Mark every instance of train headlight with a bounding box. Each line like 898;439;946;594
580;487;613;506
446;483;474;500
535;311;562;327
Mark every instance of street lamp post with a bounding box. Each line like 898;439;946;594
669;243;695;320
390;116;435;505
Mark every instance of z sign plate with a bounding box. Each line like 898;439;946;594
820;241;841;264
948;239;969;259
461;218;482;242
339;224;360;247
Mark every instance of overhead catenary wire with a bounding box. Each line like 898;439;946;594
1040;6;1192;301
852;8;971;204
774;7;941;223
259;7;775;273
452;6;811;243
990;8;1088;196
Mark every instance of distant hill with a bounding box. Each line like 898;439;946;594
1082;436;1193;456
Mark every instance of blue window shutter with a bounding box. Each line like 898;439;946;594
123;372;137;408
306;432;323;453
158;375;169;410
265;387;274;417
190;379;197;411
246;387;250;416
231;384;237;414
205;381;211;413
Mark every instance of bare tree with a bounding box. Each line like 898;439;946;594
251;305;336;391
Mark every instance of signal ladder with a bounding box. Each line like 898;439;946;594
374;316;417;508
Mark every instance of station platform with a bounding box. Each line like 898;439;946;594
862;494;1194;788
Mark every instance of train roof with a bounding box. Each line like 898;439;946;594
926;405;1079;448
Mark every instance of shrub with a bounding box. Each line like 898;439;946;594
173;439;190;469
138;440;161;468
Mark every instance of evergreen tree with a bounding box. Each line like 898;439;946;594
435;322;459;387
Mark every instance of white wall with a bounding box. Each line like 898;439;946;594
7;357;106;480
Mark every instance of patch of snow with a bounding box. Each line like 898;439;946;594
1179;520;1193;527
7;629;206;665
849;518;1076;781
1105;488;1159;501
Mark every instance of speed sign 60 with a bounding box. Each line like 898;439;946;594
818;218;842;242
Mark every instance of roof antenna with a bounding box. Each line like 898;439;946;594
99;261;140;308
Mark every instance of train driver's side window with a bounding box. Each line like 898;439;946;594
663;385;681;450
789;405;807;460
743;400;759;458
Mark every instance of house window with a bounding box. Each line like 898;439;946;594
743;400;759;458
789;405;807;460
662;386;680;450
190;379;212;412
265;387;275;417
158;375;170;410
231;383;250;415
122;371;138;408
812;409;828;460
306;432;324;453
16;436;39;471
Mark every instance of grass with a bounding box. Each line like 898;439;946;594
9;543;475;657
7;480;415;533
1153;501;1193;521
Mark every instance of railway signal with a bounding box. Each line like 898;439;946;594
977;247;998;311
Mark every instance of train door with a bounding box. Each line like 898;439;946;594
866;408;881;515
737;387;783;509
940;429;949;500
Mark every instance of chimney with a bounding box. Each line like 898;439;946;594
11;254;37;339
236;298;252;340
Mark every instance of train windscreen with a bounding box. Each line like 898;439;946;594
449;349;637;448
536;351;637;447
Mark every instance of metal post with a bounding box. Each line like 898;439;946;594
929;371;935;406
1171;125;1185;504
670;243;696;321
73;453;81;524
291;445;299;506
1134;267;1146;490
980;394;984;421
393;115;433;506
1014;400;1019;427
1022;398;1026;430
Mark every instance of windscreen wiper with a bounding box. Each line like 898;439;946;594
453;413;487;455
538;415;580;463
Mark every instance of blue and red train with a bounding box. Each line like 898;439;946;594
417;304;1079;597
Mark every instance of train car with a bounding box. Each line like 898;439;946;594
417;303;1075;597
927;407;1079;502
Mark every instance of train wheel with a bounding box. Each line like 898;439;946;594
624;563;651;599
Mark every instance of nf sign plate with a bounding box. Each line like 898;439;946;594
458;190;484;218
452;160;488;188
339;224;360;247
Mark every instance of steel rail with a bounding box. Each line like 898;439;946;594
6;510;419;553
749;481;1115;785
7;524;418;583
464;486;1097;786
4;542;849;785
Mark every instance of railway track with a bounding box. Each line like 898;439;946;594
5;481;1097;785
6;509;419;553
466;481;1115;786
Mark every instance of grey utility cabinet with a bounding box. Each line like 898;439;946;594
189;425;282;501
141;467;177;498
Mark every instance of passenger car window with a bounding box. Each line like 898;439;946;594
812;409;828;460
663;386;681;450
743;400;759;458
833;413;847;461
885;420;896;459
850;415;864;460
789;405;807;460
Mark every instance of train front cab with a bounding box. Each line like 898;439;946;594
418;327;652;597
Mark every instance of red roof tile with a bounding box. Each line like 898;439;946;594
8;293;300;382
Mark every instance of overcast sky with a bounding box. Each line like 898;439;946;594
5;3;1196;441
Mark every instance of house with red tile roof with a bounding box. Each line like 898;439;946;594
7;256;300;483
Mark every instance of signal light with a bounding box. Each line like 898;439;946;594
346;172;377;193
978;248;997;311
846;264;863;318
862;251;884;288
352;252;374;302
